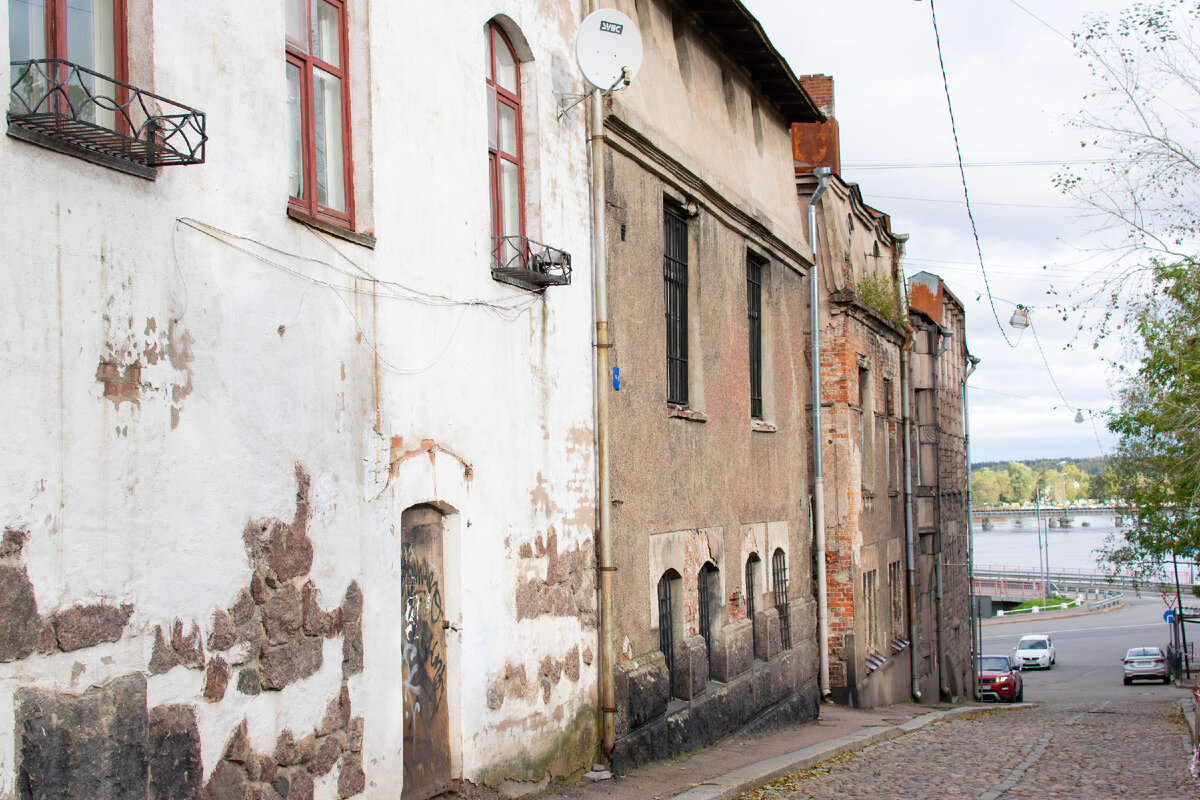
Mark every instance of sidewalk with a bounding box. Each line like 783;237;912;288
543;701;989;800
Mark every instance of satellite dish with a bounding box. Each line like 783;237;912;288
576;9;643;91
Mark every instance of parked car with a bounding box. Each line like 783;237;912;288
977;655;1024;702
1014;634;1056;670
1123;646;1170;685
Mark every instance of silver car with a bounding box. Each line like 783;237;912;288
1123;646;1169;684
1014;634;1055;670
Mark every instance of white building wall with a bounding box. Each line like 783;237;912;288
0;0;597;797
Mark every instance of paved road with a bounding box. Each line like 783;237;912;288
736;598;1200;799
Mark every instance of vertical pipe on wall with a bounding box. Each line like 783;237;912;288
932;327;950;700
586;0;616;755
963;354;980;701
901;338;921;700
807;167;831;700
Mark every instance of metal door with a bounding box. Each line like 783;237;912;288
401;505;451;800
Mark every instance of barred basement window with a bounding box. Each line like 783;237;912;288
664;205;689;406
772;548;790;649
745;554;760;652
657;570;681;698
698;562;719;670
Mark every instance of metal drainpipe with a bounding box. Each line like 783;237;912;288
901;332;921;700
585;1;617;755
808;167;831;700
932;326;950;700
963;355;980;701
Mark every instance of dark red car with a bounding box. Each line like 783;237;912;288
977;654;1024;702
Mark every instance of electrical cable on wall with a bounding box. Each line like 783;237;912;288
173;217;546;375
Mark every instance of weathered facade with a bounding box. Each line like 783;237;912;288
1;2;600;798
795;76;972;707
907;272;974;702
597;0;824;770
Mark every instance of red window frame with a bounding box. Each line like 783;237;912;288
486;22;525;247
14;0;130;77
17;0;130;118
286;0;355;228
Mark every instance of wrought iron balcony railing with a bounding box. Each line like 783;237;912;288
492;235;572;290
8;59;206;171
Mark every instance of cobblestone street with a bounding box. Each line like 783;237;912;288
737;698;1198;800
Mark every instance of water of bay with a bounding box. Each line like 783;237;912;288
971;512;1123;573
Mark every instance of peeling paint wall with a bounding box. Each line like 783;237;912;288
0;0;598;797
798;173;911;707
601;0;820;769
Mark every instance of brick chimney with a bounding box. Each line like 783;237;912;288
793;74;840;174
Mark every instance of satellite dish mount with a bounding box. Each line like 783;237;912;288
558;9;644;119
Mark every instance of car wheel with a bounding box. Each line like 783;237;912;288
1163;675;1171;685
1124;676;1132;685
1016;685;1024;702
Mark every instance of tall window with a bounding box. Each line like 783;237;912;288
862;568;879;650
487;22;524;257
9;0;127;128
859;367;874;492
772;548;790;650
286;0;352;225
657;571;681;698
747;252;764;419
697;563;719;670
745;554;760;652
664;206;689;406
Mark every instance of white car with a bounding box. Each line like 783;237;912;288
1014;634;1056;670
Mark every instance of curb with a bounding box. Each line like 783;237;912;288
665;705;1020;800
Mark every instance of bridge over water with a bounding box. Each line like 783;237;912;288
972;505;1119;520
972;564;1163;602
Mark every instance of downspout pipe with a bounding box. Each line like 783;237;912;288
901;330;921;701
586;0;616;756
807;167;831;701
963;355;980;702
932;334;950;700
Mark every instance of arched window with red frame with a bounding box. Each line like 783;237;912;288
486;22;525;267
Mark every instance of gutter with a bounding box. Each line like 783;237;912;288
587;0;617;757
901;323;920;701
963;354;980;701
807;167;831;701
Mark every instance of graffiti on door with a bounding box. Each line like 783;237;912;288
400;506;451;800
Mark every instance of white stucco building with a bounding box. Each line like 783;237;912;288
1;2;599;798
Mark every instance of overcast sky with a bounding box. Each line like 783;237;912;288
740;0;1139;463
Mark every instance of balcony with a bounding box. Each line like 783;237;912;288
8;59;206;178
491;235;572;291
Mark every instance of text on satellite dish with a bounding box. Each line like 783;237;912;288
600;20;623;34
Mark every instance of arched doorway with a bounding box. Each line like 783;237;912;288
401;504;451;800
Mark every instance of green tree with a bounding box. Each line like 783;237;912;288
1007;462;1035;503
1101;261;1200;575
973;468;1001;505
1092;467;1120;501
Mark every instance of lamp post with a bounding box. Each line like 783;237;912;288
1034;487;1046;608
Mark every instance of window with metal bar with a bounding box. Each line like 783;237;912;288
9;0;127;133
747;253;764;419
657;571;679;698
698;563;718;668
745;555;759;653
772;548;790;650
663;206;688;406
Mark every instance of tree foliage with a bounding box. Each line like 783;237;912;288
1100;261;1200;574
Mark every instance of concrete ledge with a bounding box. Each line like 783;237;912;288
665;705;1018;800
